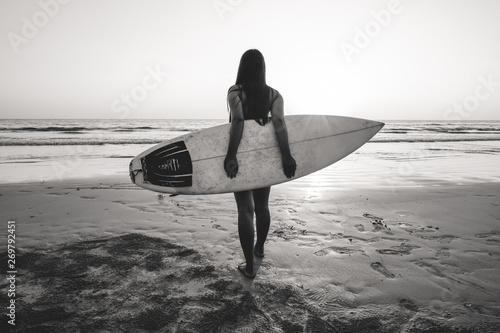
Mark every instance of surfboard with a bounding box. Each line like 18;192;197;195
129;115;384;195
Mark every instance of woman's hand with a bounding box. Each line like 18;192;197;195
224;155;239;178
282;154;296;178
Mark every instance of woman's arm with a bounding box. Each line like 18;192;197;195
271;93;296;178
224;89;244;178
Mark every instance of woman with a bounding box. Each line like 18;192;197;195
224;49;296;279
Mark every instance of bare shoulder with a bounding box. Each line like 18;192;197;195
228;84;241;95
228;85;243;103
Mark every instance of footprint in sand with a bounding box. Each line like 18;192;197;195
376;243;420;256
433;235;456;244
272;223;306;240
475;230;500;244
416;235;456;244
436;248;450;259
370;262;395;278
363;213;393;233
401;224;438;235
414;260;446;278
399;299;418;312
314;246;365;256
212;224;228;232
475;230;500;238
354;224;365;232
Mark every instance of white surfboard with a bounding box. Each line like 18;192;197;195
129;115;384;194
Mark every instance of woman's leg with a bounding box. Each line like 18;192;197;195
253;186;271;256
234;190;255;276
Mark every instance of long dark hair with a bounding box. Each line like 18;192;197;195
234;49;271;125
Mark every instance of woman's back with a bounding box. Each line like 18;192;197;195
227;84;281;124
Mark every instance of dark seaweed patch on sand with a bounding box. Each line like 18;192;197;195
2;233;499;332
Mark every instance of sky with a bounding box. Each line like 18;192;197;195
0;0;499;120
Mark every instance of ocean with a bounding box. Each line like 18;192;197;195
1;118;499;184
1;119;500;147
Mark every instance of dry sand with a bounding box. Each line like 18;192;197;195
1;143;500;332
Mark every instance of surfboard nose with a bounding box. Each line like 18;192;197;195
358;118;384;143
363;119;385;130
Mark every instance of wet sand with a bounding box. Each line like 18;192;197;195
1;142;500;332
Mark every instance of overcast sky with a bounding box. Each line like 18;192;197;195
1;0;499;120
